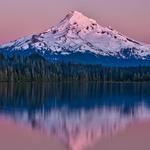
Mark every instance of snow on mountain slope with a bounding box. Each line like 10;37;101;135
0;11;150;62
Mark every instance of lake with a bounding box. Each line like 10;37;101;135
0;82;150;150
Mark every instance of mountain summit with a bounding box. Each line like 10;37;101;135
0;11;150;66
59;11;98;28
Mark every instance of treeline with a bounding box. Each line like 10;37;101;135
0;53;150;82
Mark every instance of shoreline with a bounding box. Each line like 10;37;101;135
0;81;150;84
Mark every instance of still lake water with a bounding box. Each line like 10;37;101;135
0;82;150;150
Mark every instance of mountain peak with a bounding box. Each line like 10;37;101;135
59;11;97;28
68;11;84;18
1;10;150;65
69;11;88;20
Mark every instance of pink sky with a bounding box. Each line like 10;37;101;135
0;0;150;44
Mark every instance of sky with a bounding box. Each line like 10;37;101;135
0;0;150;44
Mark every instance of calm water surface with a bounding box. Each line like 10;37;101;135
0;82;150;150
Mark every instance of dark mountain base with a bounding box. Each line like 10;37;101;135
45;52;150;67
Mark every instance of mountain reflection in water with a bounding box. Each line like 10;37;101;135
0;82;150;150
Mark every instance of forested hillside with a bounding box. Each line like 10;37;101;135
0;53;150;82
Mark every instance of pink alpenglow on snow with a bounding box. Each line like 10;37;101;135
0;0;150;44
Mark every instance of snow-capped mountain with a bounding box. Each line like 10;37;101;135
0;11;150;66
